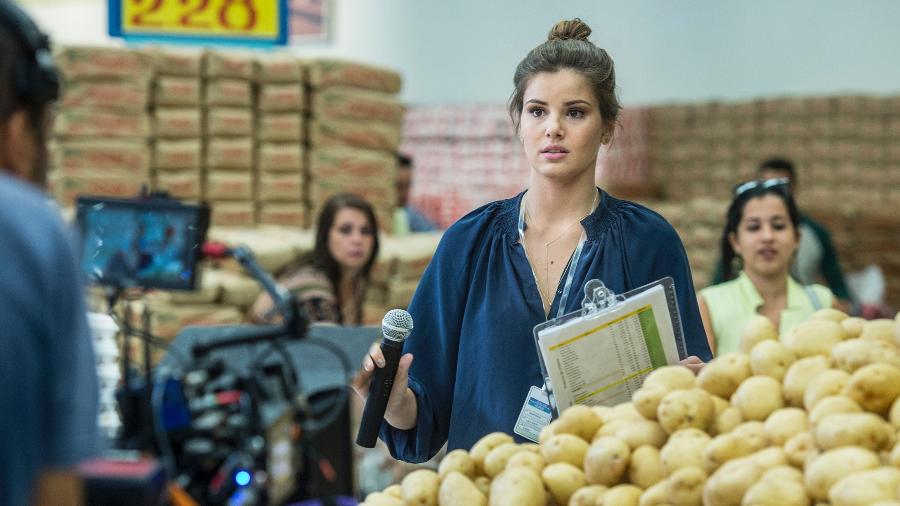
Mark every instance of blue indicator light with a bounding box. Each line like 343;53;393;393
235;470;251;487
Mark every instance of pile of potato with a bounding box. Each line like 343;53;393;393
362;310;900;506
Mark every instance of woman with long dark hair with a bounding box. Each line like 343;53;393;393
252;193;380;325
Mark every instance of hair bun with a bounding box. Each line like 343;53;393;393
548;18;592;42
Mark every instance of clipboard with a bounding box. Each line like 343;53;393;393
533;277;688;417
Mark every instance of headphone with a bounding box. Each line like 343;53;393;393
0;0;59;108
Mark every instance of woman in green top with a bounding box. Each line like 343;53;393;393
698;178;835;356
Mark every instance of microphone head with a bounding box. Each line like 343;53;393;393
382;309;413;343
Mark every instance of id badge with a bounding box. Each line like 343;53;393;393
513;385;553;442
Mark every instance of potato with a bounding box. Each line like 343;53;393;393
803;369;851;410
400;469;440;506
489;467;545;506
829;467;900;506
814;412;895;451
782;355;830;407
703;455;766;506
782;319;847;357
666;466;706;506
657;388;714;433
555;404;604;442
660;429;711;475
541;462;585;505
831;338;900;373
539;419;561;444
596;420;628;439
638;480;668;506
731;376;783;421
712;406;743;435
804;446;881;500
642;365;696;391
702;433;758;474
810;307;848;323
542;433;590;467
438;449;476;479
609;402;645;422
783;431;816;468
474;476;491;497
891;397;900;427
844;363;900;414
808;395;862;426
741;478;808;506
889;441;900;467
746;446;787;468
841;316;867;338
749;339;796;381
362;492;404;506
763;408;808;445
697;353;751;399
739;314;778;353
613;419;668;450
470;432;514;475
504;450;545;474
629;445;665;489
483;444;528;477
519;442;540;453
599;483;643;506
860;319;897;342
568;485;609;506
584;436;631;486
438;471;487;506
761;465;803;483
633;386;670;421
383;484;402;498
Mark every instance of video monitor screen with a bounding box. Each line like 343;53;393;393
75;196;210;291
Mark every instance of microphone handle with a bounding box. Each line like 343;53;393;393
356;339;403;448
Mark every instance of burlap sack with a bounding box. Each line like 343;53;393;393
153;108;202;138
312;86;402;123
55;46;153;81
154;139;202;170
206;137;253;170
60;80;149;110
206;107;253;137
307;59;401;93
50;139;149;173
258;142;303;172
205;171;254;200
308;118;400;151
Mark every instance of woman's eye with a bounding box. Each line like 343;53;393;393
745;224;760;232
338;225;353;234
361;226;374;236
568;109;585;118
772;222;787;231
527;107;544;118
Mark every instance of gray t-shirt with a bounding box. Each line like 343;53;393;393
0;174;99;505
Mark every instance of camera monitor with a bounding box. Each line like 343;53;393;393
76;196;210;291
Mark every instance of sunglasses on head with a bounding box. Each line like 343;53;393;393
732;177;790;197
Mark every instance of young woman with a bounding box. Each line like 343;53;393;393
353;18;711;463
698;178;835;355
252;193;379;325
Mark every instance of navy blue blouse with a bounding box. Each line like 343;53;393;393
380;189;711;462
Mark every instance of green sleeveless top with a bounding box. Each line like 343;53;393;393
700;272;833;356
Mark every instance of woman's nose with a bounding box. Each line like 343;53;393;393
545;115;563;138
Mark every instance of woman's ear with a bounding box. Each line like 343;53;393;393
728;231;741;258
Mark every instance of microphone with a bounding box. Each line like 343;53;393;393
355;309;414;448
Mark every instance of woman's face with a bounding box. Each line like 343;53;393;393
519;69;607;183
729;194;799;278
328;207;375;273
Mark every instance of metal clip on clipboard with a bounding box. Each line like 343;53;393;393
534;277;689;417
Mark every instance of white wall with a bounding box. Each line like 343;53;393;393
22;0;900;107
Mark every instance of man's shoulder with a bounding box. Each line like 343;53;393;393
0;175;62;229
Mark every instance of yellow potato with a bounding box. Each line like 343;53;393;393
584;436;631;486
841;316;867;338
600;483;643;505
761;465;803;483
814;412;895;451
538;419;561;445
746;446;787;468
763;407;809;445
361;492;404;506
483;444;528;478
843;362;900;414
741;478;808;506
567;485;609;506
660;428;712;475
438;449;475;479
400;469;440;506
829;467;900;506
596;419;628;439
749;339;796;381
628;445;665;489
804;446;881;501
888;441;900;467
810;307;848;323
489;467;545;506
703;454;766;506
782;319;847;358
803;369;851;411
731;376;783;421
555;404;604;442
739;314;778;353
890;396;900;427
666;465;706;506
504;450;545;474
613;419;668;450
470;432;514;475
702;433;758;474
808;395;862;426
541;433;590;467
782;355;830;407
608;402;645;422
712;405;743;435
383;484;401;498
697;353;752;399
633;386;671;421
831;338;900;373
729;421;769;452
783;431;816;468
657;388;714;434
438;471;487;506
638;480;668;506
860;319;897;342
541;462;585;505
642;365;697;391
474;476;491;497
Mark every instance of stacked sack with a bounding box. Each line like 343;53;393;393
149;47;204;202
364;232;442;324
362;310;900;506
202;50;256;227
50;46;153;205
255;54;307;227
306;59;404;231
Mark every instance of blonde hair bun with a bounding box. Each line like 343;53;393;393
548;18;592;42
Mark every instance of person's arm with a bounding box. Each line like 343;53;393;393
697;294;717;357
